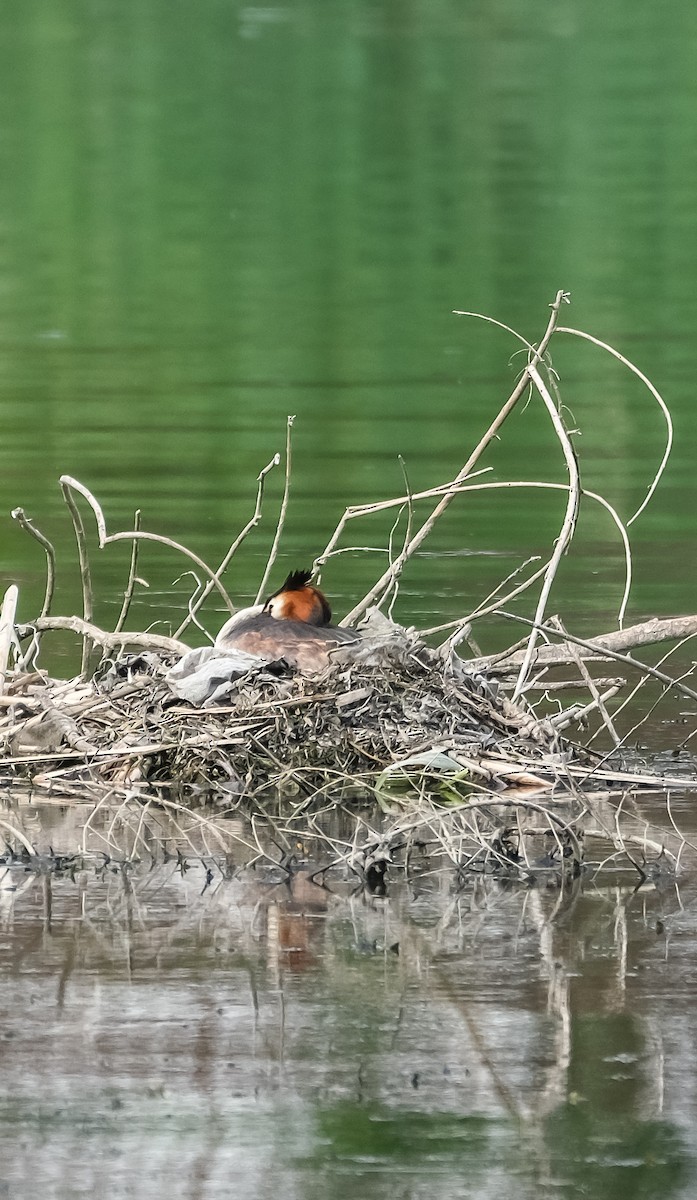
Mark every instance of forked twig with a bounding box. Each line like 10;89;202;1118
59;475;236;622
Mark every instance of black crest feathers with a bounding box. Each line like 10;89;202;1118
278;569;313;593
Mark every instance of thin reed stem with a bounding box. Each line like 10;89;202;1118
340;290;570;626
256;416;294;602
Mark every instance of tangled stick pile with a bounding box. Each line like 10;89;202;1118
1;292;694;880
0;609;578;802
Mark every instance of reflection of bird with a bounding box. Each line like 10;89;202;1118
215;569;357;673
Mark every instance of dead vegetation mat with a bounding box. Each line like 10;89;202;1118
0;637;582;804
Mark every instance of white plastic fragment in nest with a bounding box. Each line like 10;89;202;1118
166;645;270;706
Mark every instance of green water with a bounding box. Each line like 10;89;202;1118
1;0;696;641
2;1;697;1195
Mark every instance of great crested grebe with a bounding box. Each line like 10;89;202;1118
215;569;356;673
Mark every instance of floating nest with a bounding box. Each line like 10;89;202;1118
0;611;582;804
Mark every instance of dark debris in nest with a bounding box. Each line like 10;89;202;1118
0;612;583;804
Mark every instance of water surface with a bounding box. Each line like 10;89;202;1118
0;0;695;646
1;799;697;1200
1;1;697;1195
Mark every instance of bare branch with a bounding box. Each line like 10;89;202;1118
341;289;571;626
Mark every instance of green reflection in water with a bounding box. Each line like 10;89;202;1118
543;1012;693;1199
312;1103;492;1163
303;1100;691;1199
546;1107;689;1200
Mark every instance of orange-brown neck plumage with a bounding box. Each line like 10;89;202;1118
263;569;331;626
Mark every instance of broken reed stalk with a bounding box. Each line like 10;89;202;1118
114;509;142;634
511;363;580;701
11;508;56;618
255;415;294;603
175;451;280;639
60;477;94;675
340;289;571;626
0;585;18;697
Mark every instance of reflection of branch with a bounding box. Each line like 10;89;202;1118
526;888;574;1118
0;813;37;856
